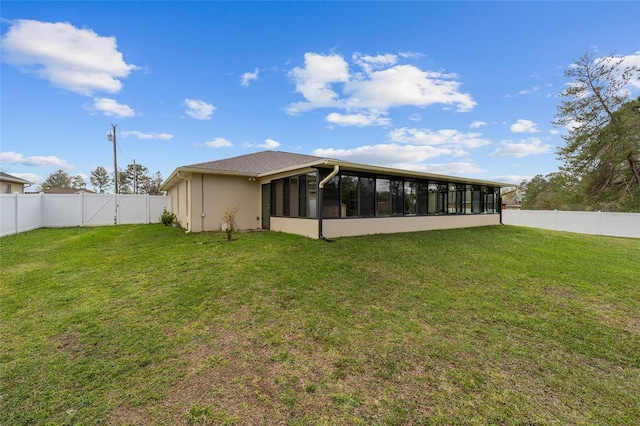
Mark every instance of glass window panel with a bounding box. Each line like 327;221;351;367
376;178;390;216
417;181;429;215
390;179;404;216
359;177;375;217
283;178;290;217
290;176;299;217
404;180;417;215
341;175;359;217
298;174;307;217
308;172;317;219
439;184;448;214
322;174;340;218
427;182;438;215
448;183;458;214
464;184;472;214
273;180;283;216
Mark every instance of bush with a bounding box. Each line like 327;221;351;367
160;209;177;226
221;206;239;241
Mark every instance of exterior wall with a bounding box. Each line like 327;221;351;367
271;214;500;239
270;217;318;239
0;181;26;194
167;178;190;230
323;214;501;239
191;174;261;232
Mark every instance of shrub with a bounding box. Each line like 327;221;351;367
221;206;239;241
160;208;177;226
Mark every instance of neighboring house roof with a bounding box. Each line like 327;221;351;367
162;150;513;191
41;188;97;194
0;171;32;185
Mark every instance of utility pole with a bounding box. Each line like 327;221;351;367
108;124;118;225
107;124;118;194
133;159;137;194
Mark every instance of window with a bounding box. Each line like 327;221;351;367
341;175;359;217
289;176;299;217
269;171;500;219
283;178;290;217
3;183;11;194
376;178;390;216
464;184;472;214
390;179;404;216
359;177;375;217
448;183;458;214
321;174;340;218
416;181;429;215
299;174;308;217
404;180;417;215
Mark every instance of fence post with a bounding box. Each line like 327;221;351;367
14;193;19;235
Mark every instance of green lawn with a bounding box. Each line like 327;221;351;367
1;224;638;425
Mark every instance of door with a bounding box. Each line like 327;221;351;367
261;183;270;229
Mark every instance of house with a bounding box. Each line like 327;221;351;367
0;172;33;194
39;188;97;195
160;150;510;239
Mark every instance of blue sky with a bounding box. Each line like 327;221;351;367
1;1;639;190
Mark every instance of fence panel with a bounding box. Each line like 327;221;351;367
1;194;43;236
84;194;118;226
502;210;640;239
0;193;172;237
42;194;84;227
118;195;149;224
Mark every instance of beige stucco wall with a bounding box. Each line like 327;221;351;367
167;178;190;230
190;174;261;233
270;217;318;239
0;181;26;194
322;214;501;238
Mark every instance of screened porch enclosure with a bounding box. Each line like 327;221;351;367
269;168;500;221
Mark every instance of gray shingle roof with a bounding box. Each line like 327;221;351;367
184;150;327;174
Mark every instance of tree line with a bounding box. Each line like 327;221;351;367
521;51;640;212
39;160;164;195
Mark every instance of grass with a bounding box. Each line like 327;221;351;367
1;224;639;425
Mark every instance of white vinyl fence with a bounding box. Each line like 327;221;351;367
502;210;640;239
0;193;171;237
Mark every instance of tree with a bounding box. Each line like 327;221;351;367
554;51;640;210
119;161;149;194
520;172;582;211
140;171;164;195
90;166;112;193
40;169;86;190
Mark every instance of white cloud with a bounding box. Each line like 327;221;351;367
203;137;232;148
87;98;135;117
1;19;137;95
9;172;41;184
403;161;487;175
352;52;398;74
260;139;280;149
313;144;454;166
470;120;486;129
614;51;640;89
287;52;350;114
325;112;391;127
184;99;215;120
286;51;476;124
509;119;539;133
0;151;73;169
241;68;259;86
510;119;539;133
490;138;553;158
120;131;173;140
388;127;491;149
